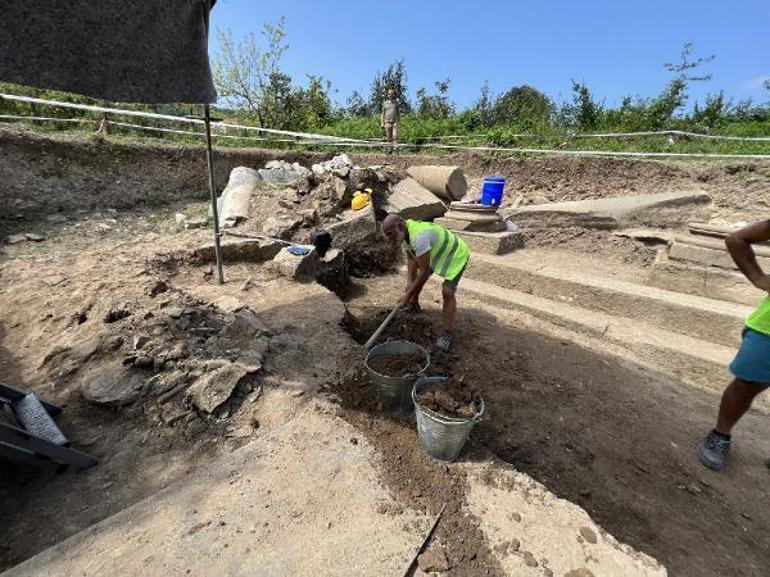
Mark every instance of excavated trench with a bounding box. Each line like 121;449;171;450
336;299;770;577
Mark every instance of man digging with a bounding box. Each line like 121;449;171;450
698;219;770;471
382;214;469;351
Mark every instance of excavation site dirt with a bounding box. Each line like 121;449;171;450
340;282;770;577
2;127;770;577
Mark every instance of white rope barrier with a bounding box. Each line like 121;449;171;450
320;140;770;160
0;93;368;143
0;114;308;143
108;120;302;143
0;114;92;123
572;129;770;142
2;93;769;159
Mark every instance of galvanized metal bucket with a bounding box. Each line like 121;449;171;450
364;340;430;412
412;376;485;462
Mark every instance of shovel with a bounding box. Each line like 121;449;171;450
364;305;400;350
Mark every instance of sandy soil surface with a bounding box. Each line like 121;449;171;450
2;133;769;576
339;275;770;577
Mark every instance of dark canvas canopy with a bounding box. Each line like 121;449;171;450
0;0;217;104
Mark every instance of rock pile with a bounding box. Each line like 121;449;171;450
45;282;275;438
311;153;355;177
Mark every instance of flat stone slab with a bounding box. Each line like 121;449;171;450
670;239;770;271
456;230;524;255
649;258;763;306
267;245;320;282
464;464;666;577
449;201;499;213
435;216;507;233
611;228;675;244
80;364;146;407
193;237;283;264
508;191;712;230
4;406;430;577
385;177;446;221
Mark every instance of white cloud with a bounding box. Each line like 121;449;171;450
738;74;770;94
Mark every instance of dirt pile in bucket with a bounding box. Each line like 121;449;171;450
367;351;426;377
416;379;482;419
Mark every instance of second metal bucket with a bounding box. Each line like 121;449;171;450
412;376;485;462
364;340;430;412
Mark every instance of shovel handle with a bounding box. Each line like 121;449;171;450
364;306;400;350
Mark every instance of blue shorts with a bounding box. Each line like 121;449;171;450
729;327;770;386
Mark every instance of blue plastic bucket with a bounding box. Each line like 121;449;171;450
480;176;506;206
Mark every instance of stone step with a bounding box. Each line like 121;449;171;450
451;276;770;413
669;234;770;271
453;230;523;255
465;251;753;348
649;257;762;307
449;275;736;389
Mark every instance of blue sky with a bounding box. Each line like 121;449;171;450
210;0;770;110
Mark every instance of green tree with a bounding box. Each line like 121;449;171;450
295;75;335;128
693;91;730;129
212;18;334;131
346;90;369;117
472;81;495;128
416;79;454;119
492;85;553;129
213;17;289;126
647;78;688;128
368;59;412;116
563;80;602;130
664;41;716;83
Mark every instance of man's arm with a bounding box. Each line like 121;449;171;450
380;103;385;128
398;252;432;307
726;219;770;292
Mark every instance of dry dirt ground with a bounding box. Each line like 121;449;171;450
353;152;770;224
3;125;770;233
2;132;770;576
1;217;663;577
340;277;770;577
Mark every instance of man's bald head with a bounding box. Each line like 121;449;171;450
382;213;405;243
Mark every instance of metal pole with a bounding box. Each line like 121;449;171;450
204;103;224;284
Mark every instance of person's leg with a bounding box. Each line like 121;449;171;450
436;264;466;350
716;378;767;434
441;284;457;333
404;257;421;312
392;123;398;154
698;326;770;471
698;378;766;471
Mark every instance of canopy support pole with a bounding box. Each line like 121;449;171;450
204;103;224;284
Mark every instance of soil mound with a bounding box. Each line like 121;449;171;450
367;351;426;377
416;379;482;419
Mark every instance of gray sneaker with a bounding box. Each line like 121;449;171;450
698;431;731;471
436;332;452;351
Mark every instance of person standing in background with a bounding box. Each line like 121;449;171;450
381;87;400;154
